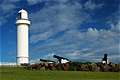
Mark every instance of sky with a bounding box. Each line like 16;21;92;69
0;0;120;64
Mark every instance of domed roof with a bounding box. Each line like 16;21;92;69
18;9;28;14
17;9;28;20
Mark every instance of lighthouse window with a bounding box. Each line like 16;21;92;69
18;13;22;19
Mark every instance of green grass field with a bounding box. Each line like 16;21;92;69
0;67;119;80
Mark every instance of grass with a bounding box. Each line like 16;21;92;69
0;67;120;80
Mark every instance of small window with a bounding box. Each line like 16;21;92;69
18;13;21;19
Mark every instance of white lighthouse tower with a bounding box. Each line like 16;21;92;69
16;9;30;65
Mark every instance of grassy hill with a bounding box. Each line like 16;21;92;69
0;67;119;80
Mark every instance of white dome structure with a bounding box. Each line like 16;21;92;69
17;9;28;20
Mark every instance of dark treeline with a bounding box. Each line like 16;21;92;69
22;62;120;72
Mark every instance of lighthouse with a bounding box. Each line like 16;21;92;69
16;9;30;65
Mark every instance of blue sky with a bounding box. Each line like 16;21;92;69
0;0;120;63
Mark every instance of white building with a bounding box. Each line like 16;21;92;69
16;9;30;65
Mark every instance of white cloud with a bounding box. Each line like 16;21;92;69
0;22;2;26
27;0;42;5
30;30;53;43
29;0;119;63
110;20;120;33
0;0;17;13
6;0;20;3
84;0;103;10
31;26;119;63
0;17;6;26
30;0;89;43
109;55;120;63
0;0;18;26
1;4;15;12
67;50;81;57
27;0;69;5
43;52;55;60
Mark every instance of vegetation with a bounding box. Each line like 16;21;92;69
0;67;119;80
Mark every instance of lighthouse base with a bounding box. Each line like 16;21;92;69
17;57;29;65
